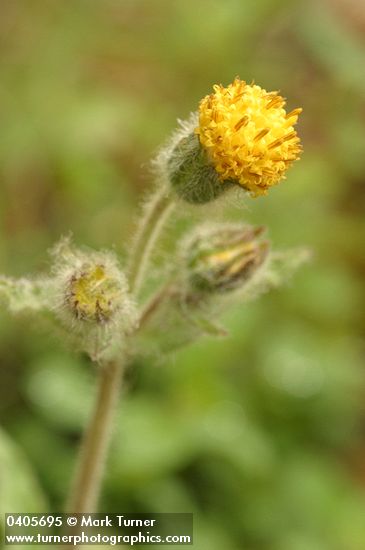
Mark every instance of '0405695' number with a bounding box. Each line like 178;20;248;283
6;515;63;528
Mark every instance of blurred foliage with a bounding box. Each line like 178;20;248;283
1;0;365;549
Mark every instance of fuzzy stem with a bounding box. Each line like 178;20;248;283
128;187;175;297
138;282;173;330
66;360;124;513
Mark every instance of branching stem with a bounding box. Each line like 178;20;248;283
128;187;175;297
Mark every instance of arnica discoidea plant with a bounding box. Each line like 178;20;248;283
0;78;308;514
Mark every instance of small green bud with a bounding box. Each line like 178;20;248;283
182;223;269;293
51;238;137;359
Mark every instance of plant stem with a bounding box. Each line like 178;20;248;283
66;360;124;513
137;282;173;330
128;187;175;297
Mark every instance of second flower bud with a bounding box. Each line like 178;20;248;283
182;223;269;294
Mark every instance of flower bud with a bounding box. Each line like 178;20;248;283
183;223;269;293
51;238;137;349
66;263;125;324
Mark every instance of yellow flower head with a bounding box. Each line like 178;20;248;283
196;78;302;196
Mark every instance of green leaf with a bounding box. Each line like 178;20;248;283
0;427;48;549
0;428;48;513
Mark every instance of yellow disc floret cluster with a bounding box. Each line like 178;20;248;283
196;78;302;196
67;263;121;323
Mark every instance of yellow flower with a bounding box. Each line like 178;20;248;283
196;78;302;196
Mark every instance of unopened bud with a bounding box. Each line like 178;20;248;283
51;238;137;342
183;224;269;293
66;263;124;323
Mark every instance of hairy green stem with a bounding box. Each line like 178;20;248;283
137;282;173;330
66;360;124;513
128;188;175;297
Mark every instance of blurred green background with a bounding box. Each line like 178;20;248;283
1;1;365;549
